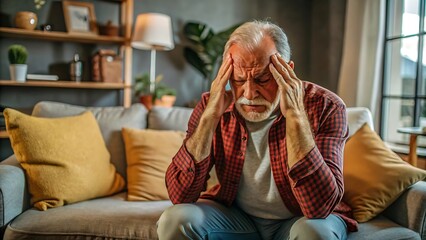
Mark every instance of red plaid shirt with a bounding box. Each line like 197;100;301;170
166;81;358;232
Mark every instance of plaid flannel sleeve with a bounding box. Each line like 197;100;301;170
288;105;348;218
165;94;213;204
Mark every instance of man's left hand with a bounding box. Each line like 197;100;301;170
269;53;305;117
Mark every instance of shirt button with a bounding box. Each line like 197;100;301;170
239;151;243;156
241;136;247;141
188;167;193;172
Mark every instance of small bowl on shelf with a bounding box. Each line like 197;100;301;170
98;21;119;37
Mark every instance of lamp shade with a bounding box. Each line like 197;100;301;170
131;13;174;51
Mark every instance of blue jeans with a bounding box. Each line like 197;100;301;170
157;199;347;240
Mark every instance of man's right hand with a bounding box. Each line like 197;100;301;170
186;55;233;162
204;55;234;120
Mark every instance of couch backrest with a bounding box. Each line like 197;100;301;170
347;107;374;137
28;102;373;181
150;106;375;138
148;106;193;131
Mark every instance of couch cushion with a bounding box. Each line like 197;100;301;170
122;128;186;201
32;101;148;180
148;106;192;131
3;109;125;211
3;192;172;240
343;123;426;222
347;215;421;240
347;107;374;137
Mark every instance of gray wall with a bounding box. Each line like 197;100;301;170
131;0;314;106
0;0;346;160
0;0;346;108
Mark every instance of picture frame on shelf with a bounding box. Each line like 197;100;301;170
62;1;98;35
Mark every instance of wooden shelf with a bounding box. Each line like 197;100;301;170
0;0;134;107
0;131;8;139
0;80;131;90
0;27;128;44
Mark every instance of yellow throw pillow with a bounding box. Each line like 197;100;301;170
4;108;125;211
343;123;426;222
122;128;186;201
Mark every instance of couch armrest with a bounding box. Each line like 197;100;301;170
0;155;29;228
383;181;426;239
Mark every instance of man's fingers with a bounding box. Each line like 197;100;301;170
210;56;233;93
217;57;233;88
217;55;232;78
272;54;297;80
269;63;289;91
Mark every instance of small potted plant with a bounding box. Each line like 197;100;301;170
134;73;176;110
154;82;177;107
8;44;28;82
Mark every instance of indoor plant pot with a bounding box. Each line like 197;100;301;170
134;73;176;110
8;44;28;82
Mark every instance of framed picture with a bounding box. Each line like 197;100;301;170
63;1;98;35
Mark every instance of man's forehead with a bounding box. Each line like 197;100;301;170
232;62;270;78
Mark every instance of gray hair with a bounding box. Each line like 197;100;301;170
223;20;291;61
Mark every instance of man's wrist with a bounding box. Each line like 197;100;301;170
285;108;309;126
186;112;219;162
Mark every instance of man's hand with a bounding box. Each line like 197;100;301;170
269;53;305;117
269;53;314;168
186;55;233;162
204;55;234;119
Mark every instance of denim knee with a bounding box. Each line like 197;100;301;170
157;204;205;240
289;217;341;240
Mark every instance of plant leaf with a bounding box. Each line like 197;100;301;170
183;22;215;45
184;47;208;78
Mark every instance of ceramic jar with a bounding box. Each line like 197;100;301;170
15;11;38;30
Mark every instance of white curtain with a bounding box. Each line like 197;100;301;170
338;0;386;129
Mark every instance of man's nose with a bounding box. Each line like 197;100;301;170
243;80;259;100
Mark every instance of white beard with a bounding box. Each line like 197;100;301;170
235;93;280;122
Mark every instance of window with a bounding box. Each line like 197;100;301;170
381;0;426;148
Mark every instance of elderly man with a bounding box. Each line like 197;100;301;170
157;20;357;240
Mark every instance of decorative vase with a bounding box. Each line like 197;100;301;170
15;11;38;30
9;64;28;82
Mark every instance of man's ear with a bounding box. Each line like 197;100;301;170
288;60;295;69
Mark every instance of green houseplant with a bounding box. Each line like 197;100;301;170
134;73;176;109
183;21;240;92
8;44;28;82
8;44;28;65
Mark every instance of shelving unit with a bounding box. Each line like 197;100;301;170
0;131;7;138
0;0;135;156
0;27;126;44
0;80;131;89
0;0;134;107
0;131;7;139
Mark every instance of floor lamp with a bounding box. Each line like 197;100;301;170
131;13;174;95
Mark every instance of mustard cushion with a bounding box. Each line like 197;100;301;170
343;123;426;222
122;128;186;201
4;108;125;211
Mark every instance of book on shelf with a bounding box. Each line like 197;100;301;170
27;74;59;81
0;112;4;131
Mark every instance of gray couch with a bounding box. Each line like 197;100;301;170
0;102;425;240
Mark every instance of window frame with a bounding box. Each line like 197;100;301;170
380;0;426;146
